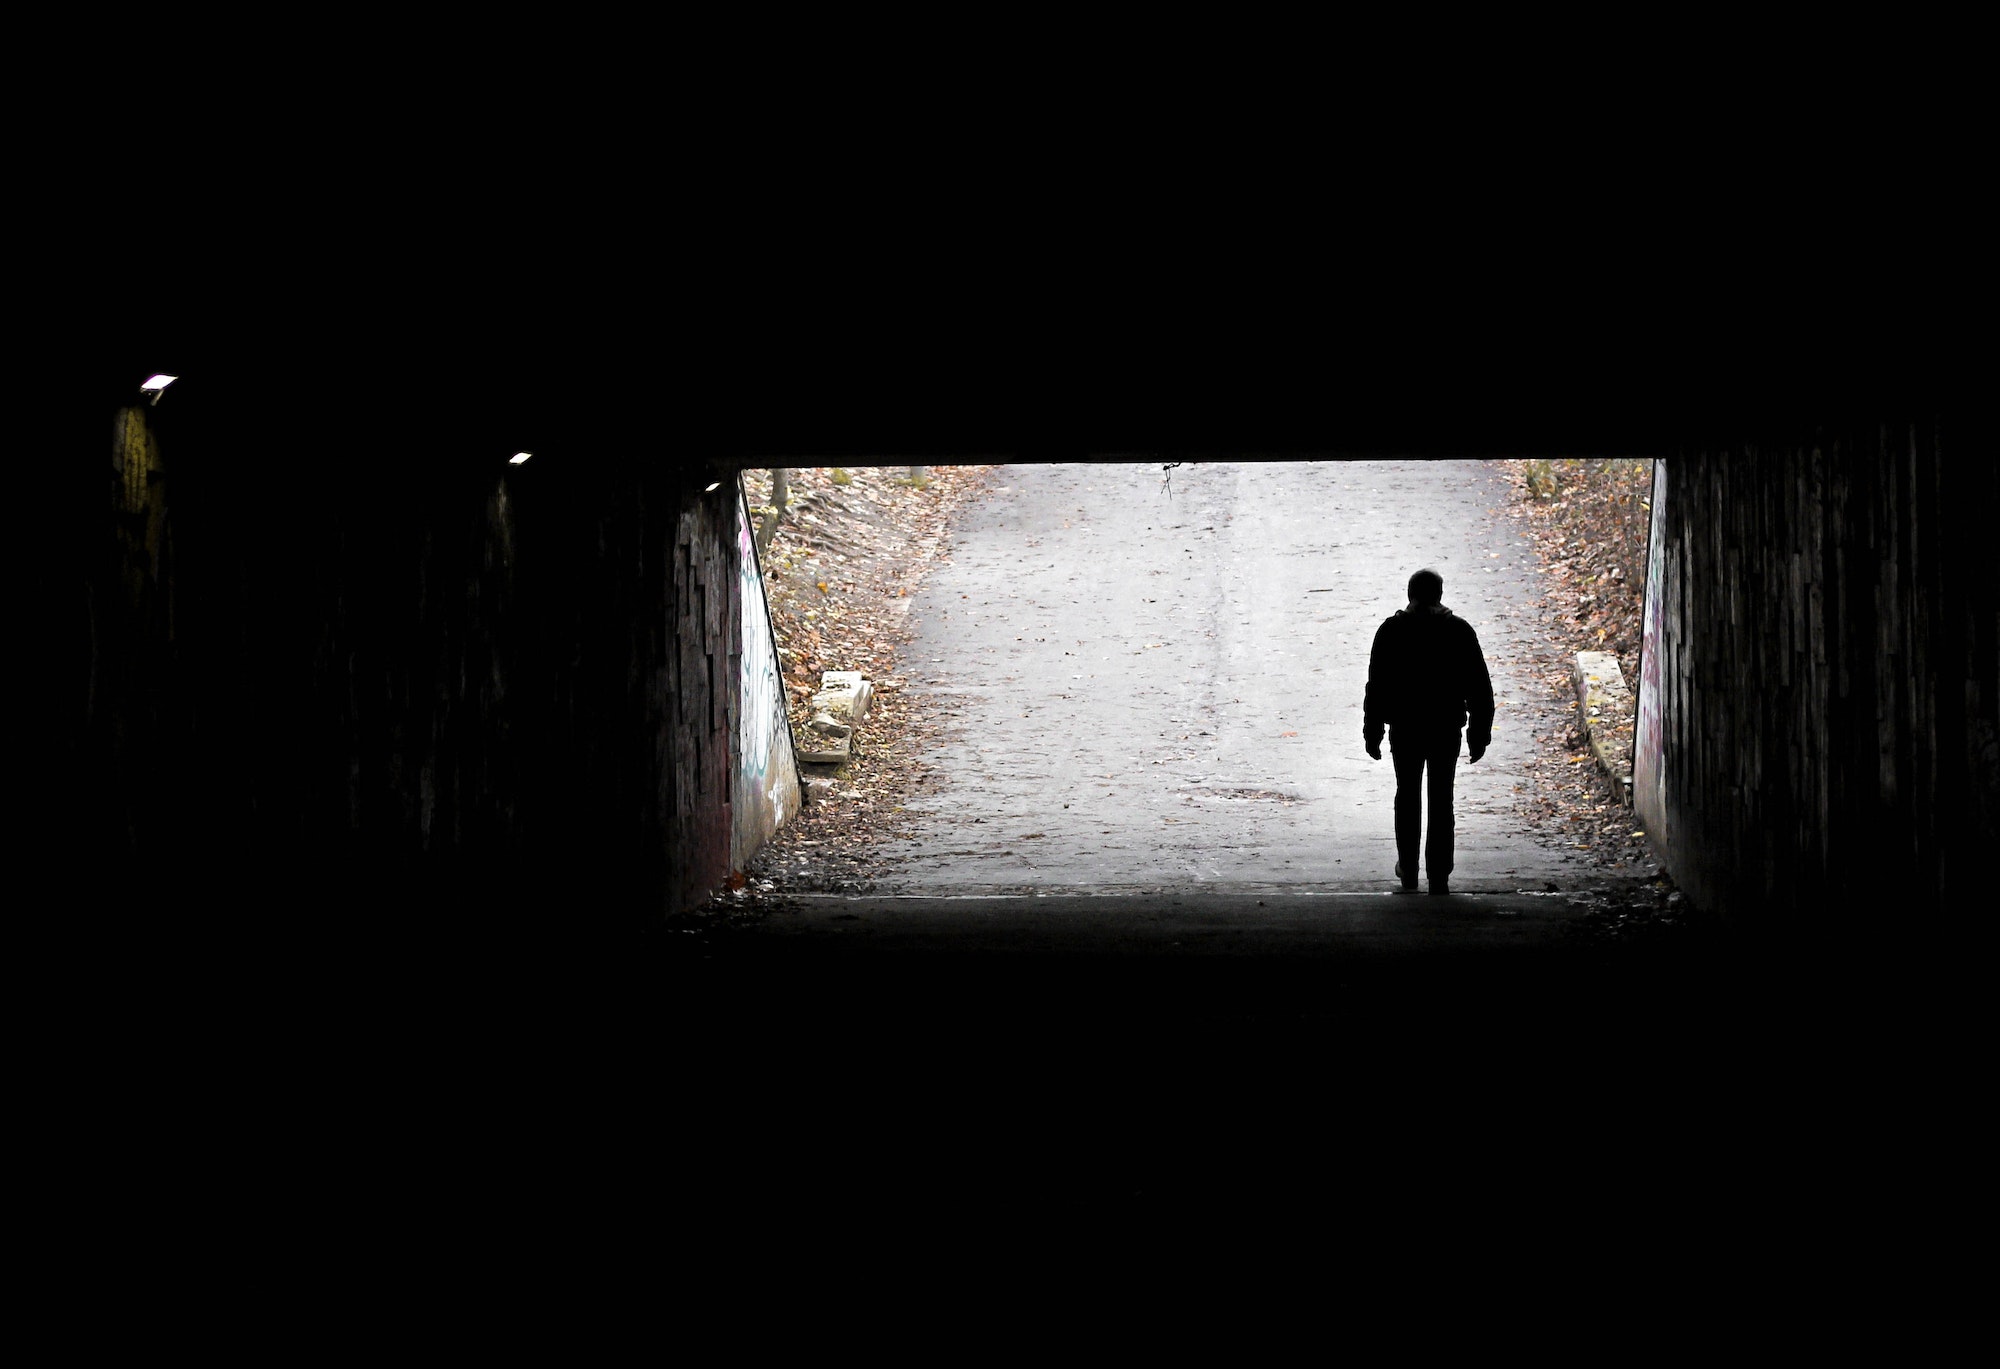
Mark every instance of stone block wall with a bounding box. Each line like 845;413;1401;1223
80;393;756;927
1636;424;1998;928
668;481;740;912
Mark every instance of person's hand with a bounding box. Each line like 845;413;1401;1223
1365;739;1382;761
1468;742;1487;763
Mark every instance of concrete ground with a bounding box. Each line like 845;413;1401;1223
677;461;1697;1134
719;889;1582;957
662;885;1705;1051
867;459;1618;896
731;461;1661;968
639;883;1935;1222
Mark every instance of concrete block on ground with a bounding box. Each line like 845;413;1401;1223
1573;650;1635;803
796;734;852;766
814;670;873;722
1574;650;1631;720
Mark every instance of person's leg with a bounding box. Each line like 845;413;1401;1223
1424;729;1462;885
1390;729;1423;887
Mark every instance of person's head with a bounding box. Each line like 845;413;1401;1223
1408;568;1444;605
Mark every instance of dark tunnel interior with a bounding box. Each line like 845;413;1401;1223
26;55;1990;1266
45;329;1980;924
29;256;1990;1253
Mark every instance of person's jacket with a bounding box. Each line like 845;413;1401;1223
1362;602;1495;746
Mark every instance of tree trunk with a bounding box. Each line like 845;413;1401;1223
755;468;789;555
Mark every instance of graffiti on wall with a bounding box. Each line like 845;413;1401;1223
731;487;799;869
1633;457;1668;855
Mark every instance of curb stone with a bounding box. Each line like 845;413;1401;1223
1573;650;1634;805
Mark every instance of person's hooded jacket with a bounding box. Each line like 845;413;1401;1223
1362;601;1495;748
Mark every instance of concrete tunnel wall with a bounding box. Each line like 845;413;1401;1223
73;395;779;927
728;488;802;873
1633;424;1998;929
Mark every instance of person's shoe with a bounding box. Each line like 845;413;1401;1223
1429;877;1451;896
1395;862;1418;892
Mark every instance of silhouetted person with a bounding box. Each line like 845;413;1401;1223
1362;568;1495;895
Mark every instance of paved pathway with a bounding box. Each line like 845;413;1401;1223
873;460;1581;895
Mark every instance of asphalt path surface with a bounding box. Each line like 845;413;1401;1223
873;459;1579;896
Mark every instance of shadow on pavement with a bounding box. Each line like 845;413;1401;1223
62;863;1950;1234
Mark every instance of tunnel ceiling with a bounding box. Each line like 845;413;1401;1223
79;313;1960;474
69;167;1965;471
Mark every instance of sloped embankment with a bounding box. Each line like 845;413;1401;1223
730;463;994;897
1495;458;1678;908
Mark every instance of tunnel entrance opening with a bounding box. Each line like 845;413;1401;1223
748;458;1648;906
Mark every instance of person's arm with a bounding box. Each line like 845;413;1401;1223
1362;620;1390;759
1464;625;1495;761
